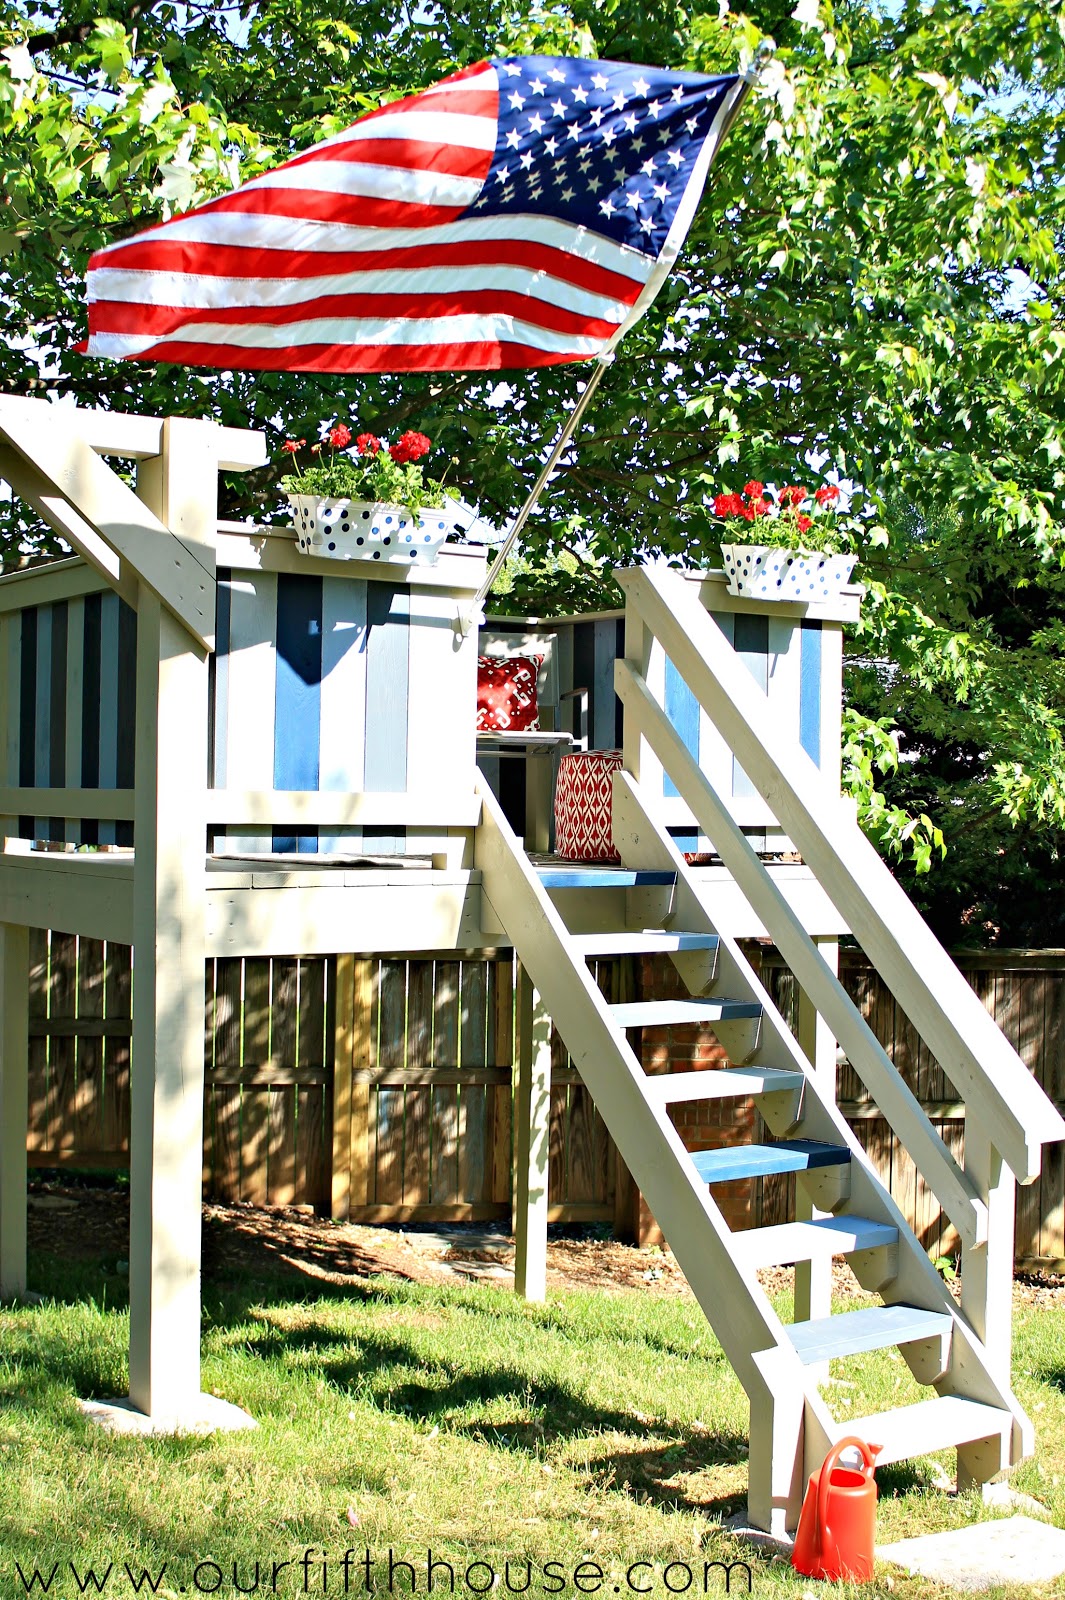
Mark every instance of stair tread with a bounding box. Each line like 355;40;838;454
537;867;676;888
789;1304;953;1365
612;998;762;1027
692;1140;849;1184
840;1396;1012;1466
570;931;719;956
647;1067;806;1105
739;1215;898;1269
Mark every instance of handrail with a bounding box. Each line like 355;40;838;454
0;788;481;830
618;564;1065;1185
615;659;987;1249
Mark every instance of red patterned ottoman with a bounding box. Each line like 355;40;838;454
554;749;622;864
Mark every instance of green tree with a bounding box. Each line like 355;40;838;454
2;0;1065;937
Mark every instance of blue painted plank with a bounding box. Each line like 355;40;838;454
788;1304;952;1366
537;867;675;888
664;655;699;799
691;1139;850;1184
800;620;823;767
273;572;323;852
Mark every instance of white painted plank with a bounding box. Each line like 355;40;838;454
222;572;277;853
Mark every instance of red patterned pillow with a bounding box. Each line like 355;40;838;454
477;654;542;732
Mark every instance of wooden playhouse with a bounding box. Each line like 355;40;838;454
0;395;1062;1536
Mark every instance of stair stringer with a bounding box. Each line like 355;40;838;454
473;773;830;1535
611;769;1034;1477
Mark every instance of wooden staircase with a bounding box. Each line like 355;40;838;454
472;563;1065;1537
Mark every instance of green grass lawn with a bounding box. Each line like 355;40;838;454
2;1238;1065;1600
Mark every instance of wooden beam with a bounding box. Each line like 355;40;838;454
0;787;135;821
0;395;266;472
0;447;139;612
207;790;481;827
0;402;214;648
513;967;551;1302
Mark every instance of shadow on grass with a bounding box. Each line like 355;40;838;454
23;1231;751;1519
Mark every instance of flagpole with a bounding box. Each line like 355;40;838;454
459;351;614;632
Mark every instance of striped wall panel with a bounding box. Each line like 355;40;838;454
0;594;138;845
211;570;470;855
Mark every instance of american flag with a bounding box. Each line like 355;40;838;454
81;56;744;373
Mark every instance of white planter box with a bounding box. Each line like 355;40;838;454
722;543;857;600
287;494;456;565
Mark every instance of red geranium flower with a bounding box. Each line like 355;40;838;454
390;429;432;464
749;496;770;517
740;503;757;521
780;485;808;507
815;484;841;505
282;439;299;454
356;432;381;456
796;513;814;533
743;479;764;498
329;423;352;449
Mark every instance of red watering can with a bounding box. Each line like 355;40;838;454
791;1435;882;1583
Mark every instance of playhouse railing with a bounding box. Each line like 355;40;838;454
615;562;1065;1385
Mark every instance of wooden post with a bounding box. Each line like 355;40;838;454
794;938;838;1329
514;966;551;1301
128;589;210;1415
958;1114;1016;1489
0;923;29;1297
960;1114;1016;1384
128;424;216;1419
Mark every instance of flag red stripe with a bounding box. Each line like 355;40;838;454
343;62;495;128
112;337;593;372
177;187;470;230
86;238;645;304
87;288;626;340
267;137;492;180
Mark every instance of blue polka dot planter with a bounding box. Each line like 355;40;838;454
287;495;452;565
722;543;857;601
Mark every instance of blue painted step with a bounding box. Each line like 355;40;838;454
611;999;762;1028
691;1140;850;1184
570;931;719;957
537;867;676;889
788;1304;953;1366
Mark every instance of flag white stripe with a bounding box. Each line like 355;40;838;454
88;313;606;358
241;161;483;208
89;263;637;324
95;211;655;283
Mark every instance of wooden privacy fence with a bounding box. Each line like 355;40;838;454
23;931;1065;1266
